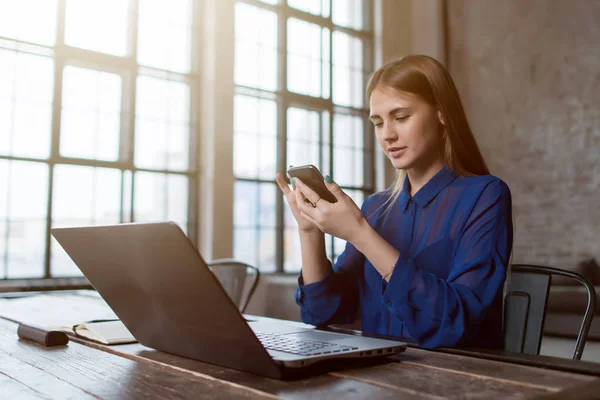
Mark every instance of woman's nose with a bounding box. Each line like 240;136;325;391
382;123;397;141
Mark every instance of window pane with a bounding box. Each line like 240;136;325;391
0;160;48;278
258;228;276;272
333;113;365;186
333;236;345;261
234;181;258;228
321;110;331;173
286;107;322;170
135;76;191;171
65;0;129;56
0;0;58;46
234;182;276;271
51;165;122;276
0;49;53;159
122;170;133;223
136;76;191;122
138;0;192;73
234;181;276;228
333;148;365;187
322;29;331;99
234;3;277;91
332;0;364;30
334;113;363;148
283;206;302;273
287;19;329;98
288;0;330;18
134;172;188;233
332;31;364;108
60;66;122;161
52;165;122;223
234;228;257;268
233;95;277;180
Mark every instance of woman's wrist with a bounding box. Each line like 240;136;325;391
298;226;321;236
348;218;372;251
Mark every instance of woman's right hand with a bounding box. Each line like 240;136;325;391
275;173;319;233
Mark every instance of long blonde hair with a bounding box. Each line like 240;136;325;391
367;55;489;212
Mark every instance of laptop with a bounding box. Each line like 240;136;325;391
51;222;406;379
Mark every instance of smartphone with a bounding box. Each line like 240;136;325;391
287;164;337;203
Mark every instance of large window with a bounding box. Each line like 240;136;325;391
233;0;375;272
0;0;200;280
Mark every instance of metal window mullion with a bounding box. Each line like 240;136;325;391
187;0;203;242
328;13;335;258
3;161;12;278
44;0;67;279
361;1;374;194
275;3;288;273
126;0;140;222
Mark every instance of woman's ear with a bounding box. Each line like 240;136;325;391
437;110;445;126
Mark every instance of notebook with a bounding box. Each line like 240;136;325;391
73;320;136;345
0;292;137;345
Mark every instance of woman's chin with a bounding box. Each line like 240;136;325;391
390;158;410;170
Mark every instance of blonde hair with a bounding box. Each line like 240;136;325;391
367;55;489;214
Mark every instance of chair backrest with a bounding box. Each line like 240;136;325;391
207;259;260;313
504;264;597;360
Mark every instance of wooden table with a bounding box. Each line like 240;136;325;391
1;292;600;399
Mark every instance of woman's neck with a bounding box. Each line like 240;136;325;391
406;159;446;197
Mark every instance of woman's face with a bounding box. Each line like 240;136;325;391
369;87;445;171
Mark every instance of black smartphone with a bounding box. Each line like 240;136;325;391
287;164;337;203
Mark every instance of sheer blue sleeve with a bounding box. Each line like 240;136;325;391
295;195;384;326
382;180;513;348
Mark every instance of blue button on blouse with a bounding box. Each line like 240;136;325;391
295;166;513;349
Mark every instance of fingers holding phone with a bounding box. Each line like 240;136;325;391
275;172;319;233
283;165;367;243
286;165;337;204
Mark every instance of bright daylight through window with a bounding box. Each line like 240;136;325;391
0;0;197;280
232;0;374;272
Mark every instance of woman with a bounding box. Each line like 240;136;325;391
275;55;513;349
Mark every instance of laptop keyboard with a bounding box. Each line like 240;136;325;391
255;332;359;356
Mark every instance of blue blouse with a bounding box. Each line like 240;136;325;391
295;166;513;349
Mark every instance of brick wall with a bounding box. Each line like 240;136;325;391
447;0;600;269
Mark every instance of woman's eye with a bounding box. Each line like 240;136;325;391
373;122;383;128
395;116;409;122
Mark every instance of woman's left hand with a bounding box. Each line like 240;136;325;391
292;176;368;243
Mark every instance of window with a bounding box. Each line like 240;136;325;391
233;0;374;272
0;0;200;281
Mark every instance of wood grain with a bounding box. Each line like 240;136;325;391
331;361;551;399
73;335;565;399
0;319;278;399
78;342;427;400
2;292;600;400
0;369;50;400
399;347;596;390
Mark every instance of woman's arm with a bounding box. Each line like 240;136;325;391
278;172;369;326
275;173;330;284
295;239;364;326
298;229;329;284
350;224;400;282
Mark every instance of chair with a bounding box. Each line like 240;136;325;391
207;259;260;313
503;264;597;360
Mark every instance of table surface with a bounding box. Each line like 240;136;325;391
1;291;600;399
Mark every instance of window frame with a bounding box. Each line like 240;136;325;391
233;0;376;273
0;0;202;287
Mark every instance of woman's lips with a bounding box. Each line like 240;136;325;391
388;147;407;159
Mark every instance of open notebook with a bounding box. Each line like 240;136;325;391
0;292;136;345
73;320;135;345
